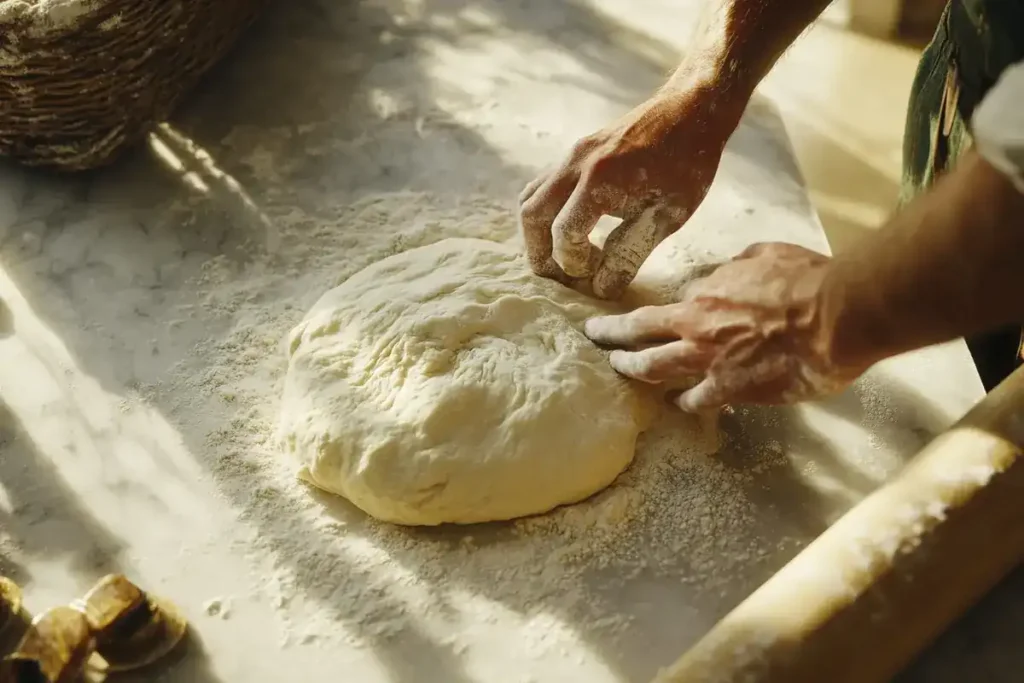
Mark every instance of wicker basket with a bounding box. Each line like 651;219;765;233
0;0;271;171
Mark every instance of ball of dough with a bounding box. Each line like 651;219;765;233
277;238;649;525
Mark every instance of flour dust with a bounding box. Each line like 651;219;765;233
150;191;791;663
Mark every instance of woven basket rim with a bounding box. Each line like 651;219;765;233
0;0;270;170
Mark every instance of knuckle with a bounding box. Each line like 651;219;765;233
569;134;598;159
518;195;541;221
584;154;617;182
519;191;556;226
517;184;535;206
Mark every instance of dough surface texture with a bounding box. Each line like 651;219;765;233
278;237;649;525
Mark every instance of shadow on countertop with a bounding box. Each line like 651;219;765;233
0;0;1017;682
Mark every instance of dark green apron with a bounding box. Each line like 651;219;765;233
901;0;1024;391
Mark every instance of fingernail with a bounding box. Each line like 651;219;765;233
583;316;609;341
608;349;643;378
530;257;569;282
673;384;712;413
584;316;625;344
553;240;594;278
593;267;629;300
673;392;698;413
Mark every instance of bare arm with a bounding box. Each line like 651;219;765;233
578;33;1024;411
582;154;1024;411
824;151;1024;370
669;0;833;99
518;0;834;299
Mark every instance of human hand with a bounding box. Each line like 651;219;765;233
583;243;868;411
518;88;739;300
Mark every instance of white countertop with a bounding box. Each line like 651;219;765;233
0;2;1009;682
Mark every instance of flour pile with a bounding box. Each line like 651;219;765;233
154;192;792;660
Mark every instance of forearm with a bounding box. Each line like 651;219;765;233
823;151;1024;369
665;0;832;105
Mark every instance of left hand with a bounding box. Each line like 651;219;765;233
583;242;868;411
517;88;734;299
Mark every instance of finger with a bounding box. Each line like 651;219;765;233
608;341;708;384
673;376;730;412
583;306;681;346
518;173;549;205
593;205;681;300
550;179;612;278
518;171;579;278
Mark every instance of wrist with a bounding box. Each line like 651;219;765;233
648;69;749;153
813;261;889;376
670;46;757;96
662;55;752;120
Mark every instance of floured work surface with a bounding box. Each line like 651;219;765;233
0;1;1008;682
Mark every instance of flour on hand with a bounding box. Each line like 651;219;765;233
277;237;651;526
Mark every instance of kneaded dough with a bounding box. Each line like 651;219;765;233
277;237;650;526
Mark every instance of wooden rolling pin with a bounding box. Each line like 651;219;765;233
653;366;1024;683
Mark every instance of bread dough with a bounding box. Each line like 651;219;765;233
277;238;650;526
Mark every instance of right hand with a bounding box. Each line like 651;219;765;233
517;87;739;299
583;242;865;411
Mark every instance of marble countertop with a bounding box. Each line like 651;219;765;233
0;1;1018;681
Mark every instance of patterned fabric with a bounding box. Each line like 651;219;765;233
900;0;1024;391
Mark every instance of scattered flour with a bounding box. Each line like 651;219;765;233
0;0;99;34
203;596;232;620
0;0;112;68
144;191;794;663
